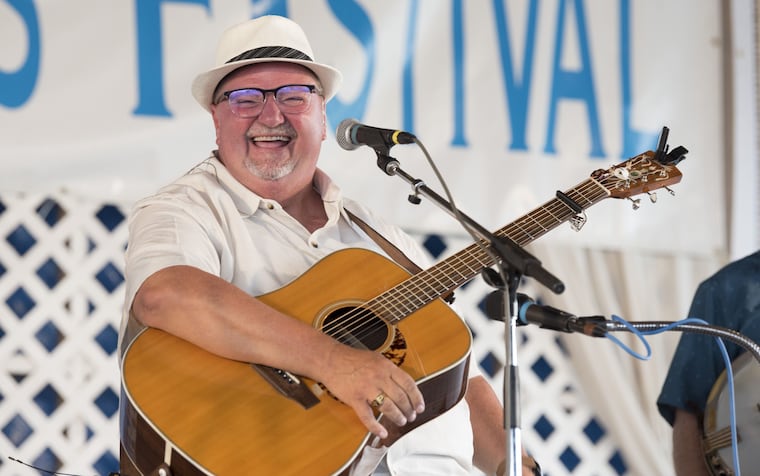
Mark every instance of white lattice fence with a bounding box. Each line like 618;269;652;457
0;191;627;475
414;234;628;476
0;191;126;476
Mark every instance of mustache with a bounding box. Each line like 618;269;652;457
246;125;297;139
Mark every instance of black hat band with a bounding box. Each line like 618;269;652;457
226;46;313;64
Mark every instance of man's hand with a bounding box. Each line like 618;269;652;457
319;342;425;439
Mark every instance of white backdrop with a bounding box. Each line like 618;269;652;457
1;0;727;255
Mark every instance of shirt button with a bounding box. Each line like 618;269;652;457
310;241;318;248
266;203;275;210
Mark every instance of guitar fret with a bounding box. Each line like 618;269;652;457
422;268;457;295
379;259;467;321
566;184;603;208
443;250;488;279
506;202;570;245
400;280;435;306
522;207;553;234
535;203;564;228
390;291;418;315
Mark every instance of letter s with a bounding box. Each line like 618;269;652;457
0;0;41;108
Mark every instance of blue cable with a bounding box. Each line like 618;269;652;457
604;316;740;475
604;315;652;360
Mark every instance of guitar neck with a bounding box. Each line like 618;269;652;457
374;177;610;324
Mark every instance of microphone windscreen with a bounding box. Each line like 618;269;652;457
335;118;360;151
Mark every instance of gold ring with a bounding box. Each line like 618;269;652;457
370;392;385;408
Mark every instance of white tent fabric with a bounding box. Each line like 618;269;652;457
526;243;724;475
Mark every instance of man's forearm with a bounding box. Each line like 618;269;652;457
672;409;710;476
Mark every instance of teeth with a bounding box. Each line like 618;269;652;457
253;135;290;142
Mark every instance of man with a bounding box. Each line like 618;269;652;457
657;250;760;474
119;15;539;475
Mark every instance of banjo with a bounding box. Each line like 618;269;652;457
703;351;760;475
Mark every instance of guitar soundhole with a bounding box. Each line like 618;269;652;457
322;306;389;351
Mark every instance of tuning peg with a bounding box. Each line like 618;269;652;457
648;192;658;203
627;197;641;210
665;186;676;196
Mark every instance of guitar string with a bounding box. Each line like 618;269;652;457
319;175;614;343
370;178;607;321
321;177;611;344
320;156;671;345
376;152;673;326
320;172;629;343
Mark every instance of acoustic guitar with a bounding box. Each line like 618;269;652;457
120;148;685;475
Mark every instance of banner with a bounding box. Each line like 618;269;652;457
1;0;725;254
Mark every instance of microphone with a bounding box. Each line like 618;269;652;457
516;294;607;337
335;118;416;151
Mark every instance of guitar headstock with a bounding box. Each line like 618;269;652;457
592;127;687;206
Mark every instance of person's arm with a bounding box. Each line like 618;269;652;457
132;264;424;439
672;409;710;476
466;375;538;475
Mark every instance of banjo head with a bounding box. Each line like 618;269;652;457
703;352;760;475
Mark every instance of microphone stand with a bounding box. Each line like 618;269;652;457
372;151;564;476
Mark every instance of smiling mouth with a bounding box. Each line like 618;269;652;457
252;135;291;143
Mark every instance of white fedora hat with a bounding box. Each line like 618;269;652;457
191;15;343;111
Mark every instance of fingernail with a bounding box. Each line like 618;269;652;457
409;412;416;422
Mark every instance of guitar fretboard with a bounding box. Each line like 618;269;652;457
318;150;683;344
373;176;610;323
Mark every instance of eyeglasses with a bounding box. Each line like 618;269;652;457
216;84;321;118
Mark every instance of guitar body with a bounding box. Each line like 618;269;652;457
121;248;472;476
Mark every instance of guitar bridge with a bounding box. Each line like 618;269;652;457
252;364;321;409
